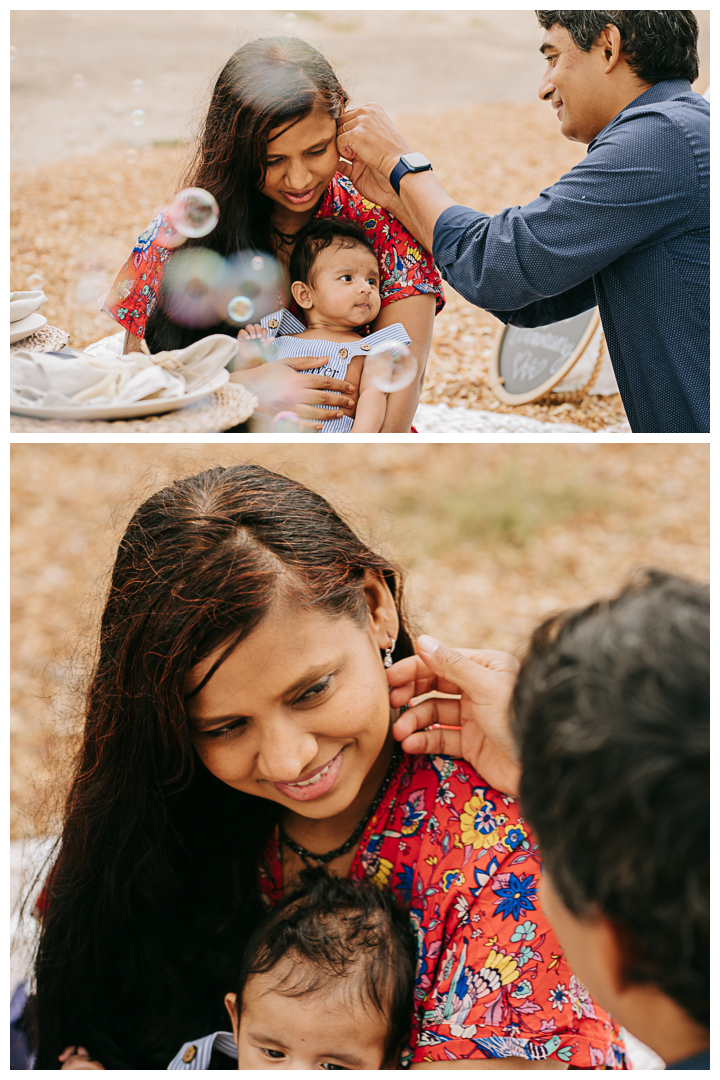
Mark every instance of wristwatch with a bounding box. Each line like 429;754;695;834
389;152;433;195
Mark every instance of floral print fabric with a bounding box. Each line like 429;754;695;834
259;752;627;1068
100;173;444;339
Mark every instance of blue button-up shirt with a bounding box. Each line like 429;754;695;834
432;80;709;433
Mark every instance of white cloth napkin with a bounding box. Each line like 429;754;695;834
10;290;47;323
10;334;238;410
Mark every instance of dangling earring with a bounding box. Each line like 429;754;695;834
383;637;396;668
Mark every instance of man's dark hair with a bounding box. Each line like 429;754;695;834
536;10;700;84
236;867;416;1065
513;570;709;1028
289;216;378;288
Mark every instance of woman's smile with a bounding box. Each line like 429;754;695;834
281;185;319;206
270;747;346;801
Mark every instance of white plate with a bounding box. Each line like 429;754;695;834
10;313;47;344
11;369;230;421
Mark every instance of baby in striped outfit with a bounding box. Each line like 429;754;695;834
168;868;415;1070
238;218;412;433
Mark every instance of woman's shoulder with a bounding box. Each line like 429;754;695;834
404;752;519;814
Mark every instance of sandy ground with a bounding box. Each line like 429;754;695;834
11;443;709;840
10;10;710;431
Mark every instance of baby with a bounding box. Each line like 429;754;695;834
168;868;416;1070
238;217;413;433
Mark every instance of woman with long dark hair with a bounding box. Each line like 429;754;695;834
31;465;626;1070
101;38;444;432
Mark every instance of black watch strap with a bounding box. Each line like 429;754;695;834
389;153;433;195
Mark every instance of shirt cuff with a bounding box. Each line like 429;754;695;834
432;204;489;271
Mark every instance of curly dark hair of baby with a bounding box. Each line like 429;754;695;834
235;867;417;1067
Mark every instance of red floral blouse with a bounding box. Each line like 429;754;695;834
259;752;628;1069
100;173;445;339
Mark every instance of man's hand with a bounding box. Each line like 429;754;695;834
337;103;456;255
388;635;522;796
337;103;411;178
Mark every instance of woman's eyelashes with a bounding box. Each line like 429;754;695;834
294;672;334;705
204;716;248;740
266;144;330;167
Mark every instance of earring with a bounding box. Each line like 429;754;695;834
383;637;396;668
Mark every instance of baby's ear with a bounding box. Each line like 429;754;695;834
291;280;313;310
224;992;240;1040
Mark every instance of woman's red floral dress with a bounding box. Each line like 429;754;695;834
260;752;628;1069
100;173;445;338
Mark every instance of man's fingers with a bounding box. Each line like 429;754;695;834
393;699;461;741
415;636;518;701
398;726;462;758
386;654;432;687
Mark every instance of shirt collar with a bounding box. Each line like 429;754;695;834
589;78;694;150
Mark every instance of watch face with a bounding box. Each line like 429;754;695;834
403;152;431;169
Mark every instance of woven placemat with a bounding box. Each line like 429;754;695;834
10;382;257;433
10;325;70;353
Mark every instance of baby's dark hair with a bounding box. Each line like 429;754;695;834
236;867;416;1066
289;216;378;288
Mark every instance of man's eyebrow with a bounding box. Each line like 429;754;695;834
539;42;556;55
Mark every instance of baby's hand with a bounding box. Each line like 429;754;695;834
237;324;268;341
59;1047;105;1070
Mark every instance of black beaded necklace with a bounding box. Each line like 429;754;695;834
278;742;404;867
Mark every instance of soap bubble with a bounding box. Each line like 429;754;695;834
162;249;226;327
131;109;145;126
216;250;284;326
132;78;143;94
364;342;417;392
228;296;254;323
167;187;219;239
126;148;138;164
10;45;17;61
251;255;265;271
282;12;298;30
27;272;44;289
73;73;85;89
273;410;302;432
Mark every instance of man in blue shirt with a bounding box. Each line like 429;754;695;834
338;11;709;433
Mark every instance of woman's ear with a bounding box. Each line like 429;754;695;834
291;280;313;311
363;570;399;645
224;992;240;1042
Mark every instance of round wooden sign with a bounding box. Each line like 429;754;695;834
489;308;601;405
